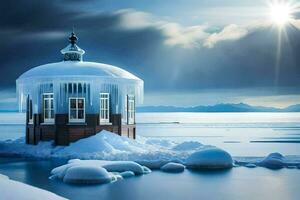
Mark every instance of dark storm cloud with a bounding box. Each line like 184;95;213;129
1;0;300;94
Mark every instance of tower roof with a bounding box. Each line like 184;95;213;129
60;31;85;61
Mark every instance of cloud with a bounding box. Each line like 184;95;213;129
1;0;300;93
114;9;156;30
160;23;208;48
204;24;248;48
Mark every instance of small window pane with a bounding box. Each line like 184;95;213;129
45;100;49;109
45;111;49;119
70;99;76;108
50;100;53;109
78;110;84;119
70;110;76;119
50;110;54;119
78;99;84;108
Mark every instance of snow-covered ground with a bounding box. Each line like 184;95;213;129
0;173;66;200
1;130;300;171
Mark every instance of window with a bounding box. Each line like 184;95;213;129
43;93;54;123
28;99;33;124
100;93;110;124
69;98;85;123
128;95;135;124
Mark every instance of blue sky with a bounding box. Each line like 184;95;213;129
1;0;300;108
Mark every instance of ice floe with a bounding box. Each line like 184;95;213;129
185;148;233;169
161;162;185;173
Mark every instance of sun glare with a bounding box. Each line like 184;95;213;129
269;1;293;26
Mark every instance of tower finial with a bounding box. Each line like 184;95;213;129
69;29;78;45
61;29;85;61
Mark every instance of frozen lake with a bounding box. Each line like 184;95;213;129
137;112;300;156
1;112;300;156
1;112;300;200
0;158;300;200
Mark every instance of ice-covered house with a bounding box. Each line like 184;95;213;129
16;32;143;145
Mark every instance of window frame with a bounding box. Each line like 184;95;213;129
28;99;33;124
43;93;54;123
99;93;110;124
127;95;135;125
69;97;85;123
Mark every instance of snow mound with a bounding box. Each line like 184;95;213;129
63;166;112;184
51;159;151;185
0;173;66;200
120;171;135;178
185;148;233;169
258;153;286;169
161;162;185;173
145;138;176;148
55;130;155;158
102;161;145;175
172;141;203;151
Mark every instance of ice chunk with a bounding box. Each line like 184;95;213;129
161;162;185;173
185;148;233;169
120;171;135;178
258;153;285;169
63;166;112;184
0;173;66;200
245;163;257;168
172;141;203;151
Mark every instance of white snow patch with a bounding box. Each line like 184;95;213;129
63;166;113;184
185;148;233;169
161;162;185;173
0;173;66;200
51;159;150;185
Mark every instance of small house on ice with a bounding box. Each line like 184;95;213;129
16;32;143;145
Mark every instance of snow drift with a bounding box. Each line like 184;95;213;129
0;173;66;200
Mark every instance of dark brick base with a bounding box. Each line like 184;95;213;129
26;114;136;146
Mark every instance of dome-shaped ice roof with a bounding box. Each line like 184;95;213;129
18;61;141;81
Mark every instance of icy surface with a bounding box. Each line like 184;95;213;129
0;173;66;200
1;130;300;170
185;148;233;169
16;61;144;114
161;162;185;173
18;61;141;80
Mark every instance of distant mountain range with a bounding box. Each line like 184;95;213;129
137;103;300;112
1;103;300;113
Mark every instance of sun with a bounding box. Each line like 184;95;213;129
269;1;293;26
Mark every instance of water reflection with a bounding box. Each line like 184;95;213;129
1;158;300;200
